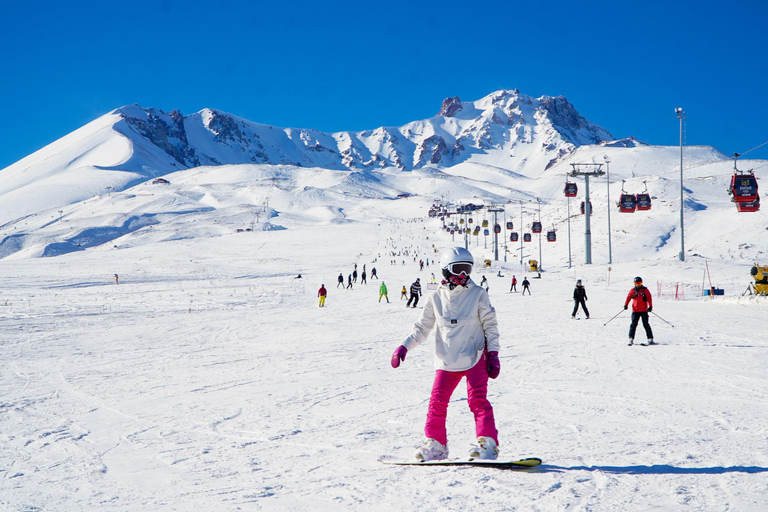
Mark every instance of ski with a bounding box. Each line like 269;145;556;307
379;457;541;469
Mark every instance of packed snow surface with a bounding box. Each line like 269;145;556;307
1;136;768;510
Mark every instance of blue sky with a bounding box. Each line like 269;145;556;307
1;0;767;170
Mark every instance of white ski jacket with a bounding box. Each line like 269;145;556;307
402;280;500;371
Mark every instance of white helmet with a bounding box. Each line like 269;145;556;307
440;247;474;286
440;246;474;268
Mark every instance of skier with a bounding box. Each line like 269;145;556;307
390;246;501;461
361;269;367;284
347;274;353;290
114;274;119;285
337;273;344;288
318;284;327;307
353;269;358;283
401;285;408;300
431;272;436;284
480;275;488;291
624;276;655;346
371;267;378;279
509;275;517;292
521;277;531;295
407;278;422;308
572;279;589;319
379;282;390;303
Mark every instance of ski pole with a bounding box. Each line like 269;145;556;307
602;309;626;326
651;311;675;327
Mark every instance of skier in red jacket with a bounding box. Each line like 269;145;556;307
624;276;654;346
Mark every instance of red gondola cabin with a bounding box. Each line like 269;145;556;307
493;224;501;234
546;230;556;242
564;182;578;197
580;201;593;215
531;221;542;233
523;233;532;242
510;232;519;242
619;194;636;213
506;221;514;230
729;172;759;203
636;193;652;211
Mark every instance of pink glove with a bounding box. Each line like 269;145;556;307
486;351;500;379
391;346;408;368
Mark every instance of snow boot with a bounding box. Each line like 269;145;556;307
647;339;656;345
468;436;499;460
628;338;634;346
415;438;448;461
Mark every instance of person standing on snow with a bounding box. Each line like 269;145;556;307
361;269;367;284
379;282;390;303
347;274;353;290
521;277;531;295
624;276;655;346
390;246;501;461
407;278;422;308
337;273;344;288
318;284;327;307
509;275;517;292
401;285;408;300
371;267;378;279
480;275;488;291
572;279;589;319
353;268;358;283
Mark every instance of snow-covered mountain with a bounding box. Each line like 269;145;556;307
0;88;765;264
0;90;610;222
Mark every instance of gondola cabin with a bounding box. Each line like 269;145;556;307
580;201;593;215
459;218;465;224
482;220;489;227
636;193;652;210
450;229;455;235
493;224;501;234
729;172;759;203
506;221;514;230
465;228;471;234
510;232;519;242
483;229;490;236
546;230;557;242
468;218;473;224
474;226;481;235
564;182;578;197
531;221;542;233
619;194;636;213
736;194;760;212
523;233;532;242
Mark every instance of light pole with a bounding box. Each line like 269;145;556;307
675;108;685;262
604;155;612;264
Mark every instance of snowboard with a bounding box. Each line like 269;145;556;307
379;457;542;469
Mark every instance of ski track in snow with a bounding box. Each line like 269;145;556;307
1;216;768;511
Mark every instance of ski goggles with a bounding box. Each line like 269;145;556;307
445;262;472;276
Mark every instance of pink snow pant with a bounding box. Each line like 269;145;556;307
425;354;498;446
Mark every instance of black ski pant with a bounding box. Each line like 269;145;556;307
407;293;420;307
629;312;654;340
522;285;530;295
572;299;589;317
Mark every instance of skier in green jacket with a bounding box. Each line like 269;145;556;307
379;282;390;303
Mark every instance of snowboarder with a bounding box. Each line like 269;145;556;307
572;279;589;319
371;267;378;279
337;273;344;288
522;277;531;295
401;285;408;300
347;274;353;290
318;284;327;307
379;282;390;303
390;246;501;461
407;278;422;308
624;276;655;345
509;275;517;292
480;275;488;291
